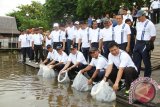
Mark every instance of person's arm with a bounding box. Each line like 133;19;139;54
113;67;124;91
81;65;92;73
62;39;65;50
67;62;80;71
126;34;131;52
98;38;103;52
47;60;55;65
103;64;113;81
78;39;82;51
32;40;34;50
88;69;100;85
42;58;49;64
60;61;71;72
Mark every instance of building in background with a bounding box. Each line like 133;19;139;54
0;16;19;49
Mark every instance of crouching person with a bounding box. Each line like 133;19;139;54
49;45;68;72
103;42;138;94
60;44;88;80
81;47;108;85
42;44;58;65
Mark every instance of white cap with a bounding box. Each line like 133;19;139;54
96;19;101;23
74;21;79;25
53;23;59;27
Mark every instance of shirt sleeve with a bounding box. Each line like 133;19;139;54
125;24;131;35
47;52;50;59
67;54;72;62
96;58;106;69
18;35;21;41
76;53;84;63
99;29;103;40
108;53;114;65
89;58;94;66
149;22;156;37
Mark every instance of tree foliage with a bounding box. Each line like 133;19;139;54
8;1;48;31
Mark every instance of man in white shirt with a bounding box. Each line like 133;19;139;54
49;23;66;49
114;14;131;52
133;10;156;77
66;21;75;55
73;21;81;48
150;0;160;24
28;28;35;61
104;42;138;94
42;44;58;65
50;45;68;72
81;47;108;85
78;21;91;62
60;44;88;80
32;28;44;64
101;18;115;58
18;30;30;63
90;20;102;50
123;8;133;23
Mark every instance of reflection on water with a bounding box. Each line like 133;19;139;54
0;52;125;107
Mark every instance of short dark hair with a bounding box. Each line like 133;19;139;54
47;44;52;49
116;14;123;19
108;41;119;49
125;19;131;23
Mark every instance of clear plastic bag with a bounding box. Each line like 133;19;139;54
91;80;116;102
57;71;70;83
37;64;45;75
72;71;92;91
42;66;57;78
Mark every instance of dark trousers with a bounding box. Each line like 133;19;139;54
91;42;99;49
68;63;87;80
21;47;30;62
153;9;159;24
86;67;105;82
133;41;152;77
66;39;72;55
53;42;62;49
34;45;44;62
108;67;138;90
118;42;127;51
81;47;91;62
103;41;114;58
43;49;48;59
29;47;34;60
54;64;65;72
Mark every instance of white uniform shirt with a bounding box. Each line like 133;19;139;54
89;54;108;71
108;49;137;71
114;23;131;44
68;51;87;65
123;14;133;23
45;36;52;47
136;19;156;41
101;26;114;41
18;34;30;48
79;27;91;48
49;30;65;42
32;33;43;45
28;34;33;47
151;1;159;9
57;51;68;64
90;28;102;43
74;28;81;43
47;49;58;61
66;26;75;40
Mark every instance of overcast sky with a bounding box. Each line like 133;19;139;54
0;0;45;16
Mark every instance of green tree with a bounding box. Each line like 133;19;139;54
7;1;49;31
44;0;78;27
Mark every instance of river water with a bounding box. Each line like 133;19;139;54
0;52;126;107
